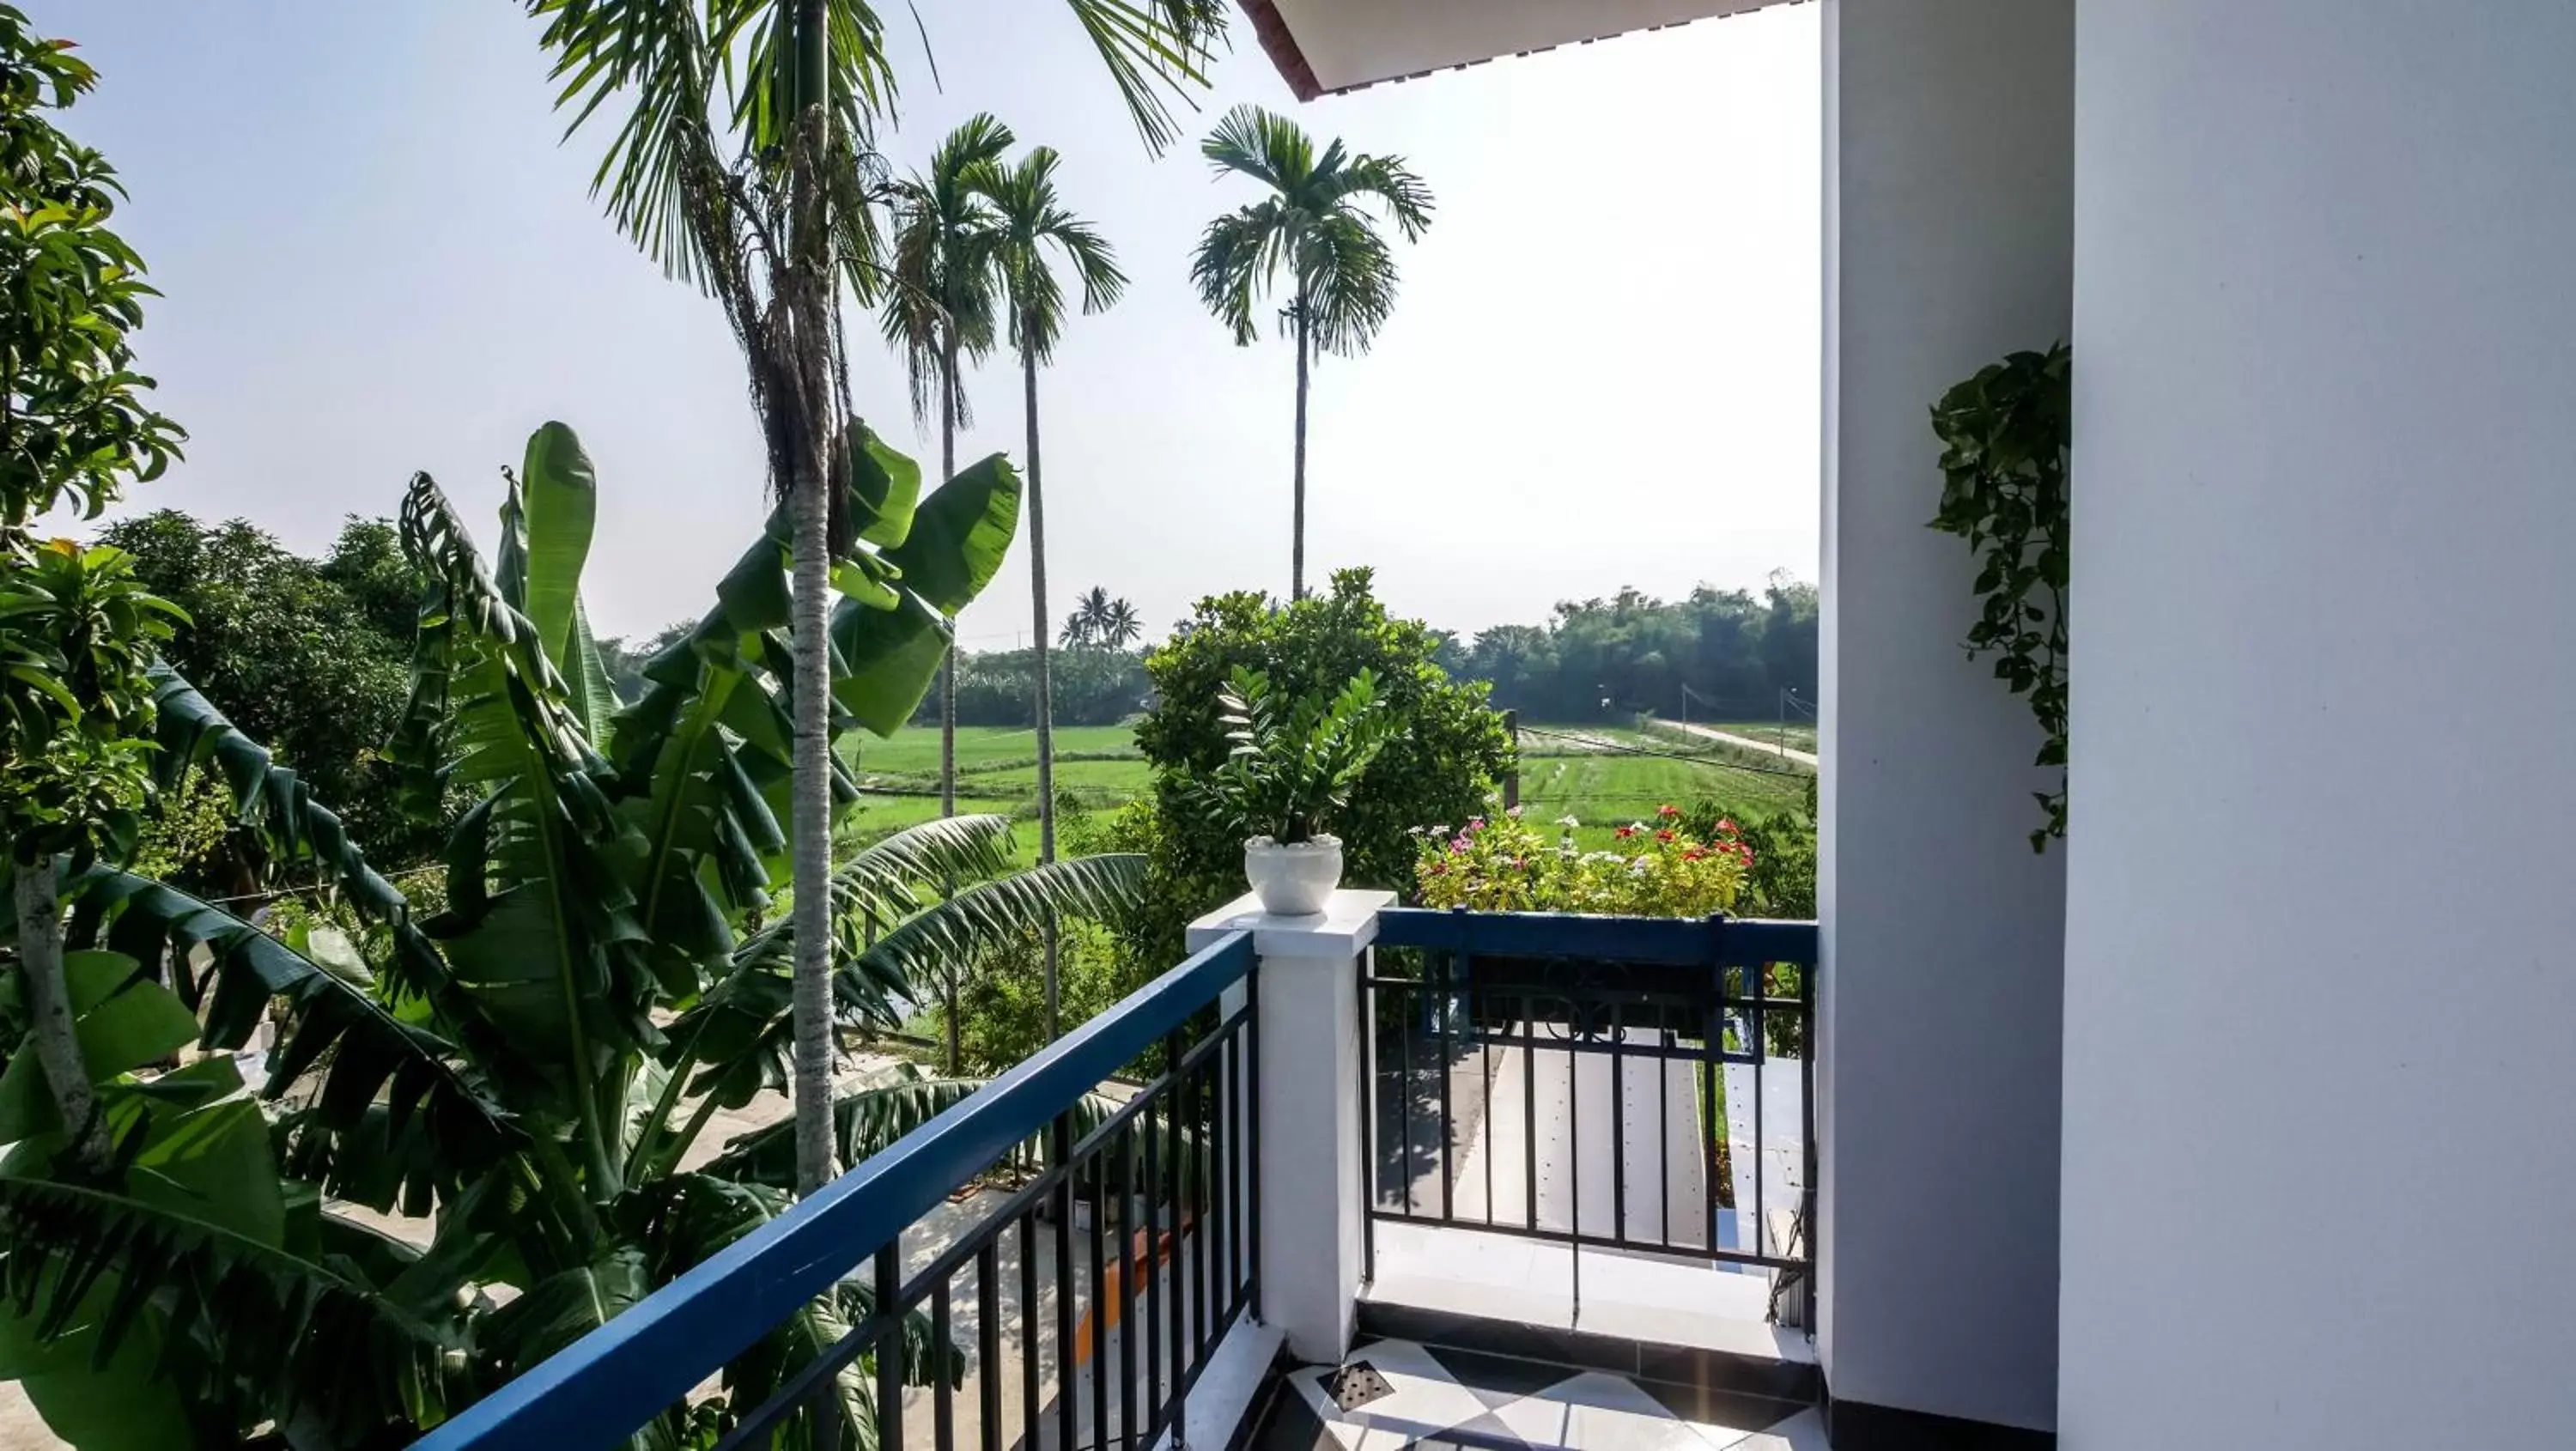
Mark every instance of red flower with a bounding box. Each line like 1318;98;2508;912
1655;829;1676;843
1683;847;1706;862
1614;824;1637;839
1739;846;1755;865
1657;804;1680;818
1716;818;1737;835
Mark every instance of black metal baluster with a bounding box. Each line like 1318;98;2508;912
1163;1027;1188;1430
1185;1029;1208;1373
874;1244;902;1449
1090;1115;1109;1451
1211;1028;1232;1321
1522;992;1539;1236
1612;997;1627;1245
1120;1119;1139;1449
1248;963;1264;1323
1703;993;1722;1267
1566;994;1582;1318
1020;1214;1040;1451
1659;998;1674;1249
933;1276;956;1451
1144;1094;1163;1428
1479;966;1494;1229
1800;957;1819;1320
1753;966;1767;1262
1437;948;1455;1223
1397;967;1415;1217
977;1243;1002;1451
1358;950;1376;1281
1053;1114;1077;1451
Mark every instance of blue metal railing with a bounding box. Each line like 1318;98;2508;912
415;928;1257;1451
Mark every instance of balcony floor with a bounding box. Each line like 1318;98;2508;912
1249;1336;1823;1449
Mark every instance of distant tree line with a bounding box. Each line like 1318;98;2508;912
1438;576;1818;724
929;645;1147;728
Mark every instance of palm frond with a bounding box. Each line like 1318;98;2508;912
975;144;1127;366
1189;200;1287;345
1200;102;1305;191
849;853;1145;993
1062;0;1225;154
729;813;1018;1017
1329;151;1437;242
1300;209;1400;358
0;1168;465;1442
59;865;519;1213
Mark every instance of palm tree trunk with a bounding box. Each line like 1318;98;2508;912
1291;301;1311;600
1024;337;1061;1041
939;332;960;820
15;857;107;1171
786;0;840;1199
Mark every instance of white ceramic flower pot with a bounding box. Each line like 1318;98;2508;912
1242;835;1343;916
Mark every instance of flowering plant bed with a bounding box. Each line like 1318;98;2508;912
1410;804;1753;917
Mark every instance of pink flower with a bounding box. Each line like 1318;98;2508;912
1657;804;1680;818
1716;818;1738;835
1467;817;1486;831
1740;846;1755;865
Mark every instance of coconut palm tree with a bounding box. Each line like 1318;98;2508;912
1101;595;1143;648
1067;584;1118;648
1190;105;1434;600
966;144;1124;1040
531;1;1222;1193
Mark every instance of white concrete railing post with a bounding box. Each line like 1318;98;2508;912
1187;888;1390;1365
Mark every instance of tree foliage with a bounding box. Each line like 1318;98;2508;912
1137;568;1512;909
1449;579;1818;726
103;511;428;875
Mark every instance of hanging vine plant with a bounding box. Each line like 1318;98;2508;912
1929;343;2069;851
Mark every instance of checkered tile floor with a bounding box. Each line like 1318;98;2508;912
1249;1338;1824;1450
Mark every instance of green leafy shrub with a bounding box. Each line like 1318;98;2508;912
1413;806;1750;917
1181;665;1390;845
1680;792;1815;920
1137;568;1512;902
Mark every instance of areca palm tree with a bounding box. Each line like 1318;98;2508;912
1066;583;1118;647
1190;105;1434;600
530;1;1222;1193
881;114;1013;823
966;144;1123;1041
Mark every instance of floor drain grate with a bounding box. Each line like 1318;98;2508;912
1321;1362;1394;1413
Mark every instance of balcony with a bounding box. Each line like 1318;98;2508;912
412;895;1821;1451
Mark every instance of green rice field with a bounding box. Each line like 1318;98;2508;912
835;719;1814;864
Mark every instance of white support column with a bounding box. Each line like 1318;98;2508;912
2064;3;2576;1443
1819;0;2070;1432
1188;889;1391;1364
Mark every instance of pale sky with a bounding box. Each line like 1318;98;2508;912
35;1;1820;647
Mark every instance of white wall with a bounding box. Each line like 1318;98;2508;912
2062;3;2576;1443
1817;0;2069;1430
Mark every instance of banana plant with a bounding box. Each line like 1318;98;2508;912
0;422;1144;1448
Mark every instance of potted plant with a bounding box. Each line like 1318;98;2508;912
1187;665;1392;915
